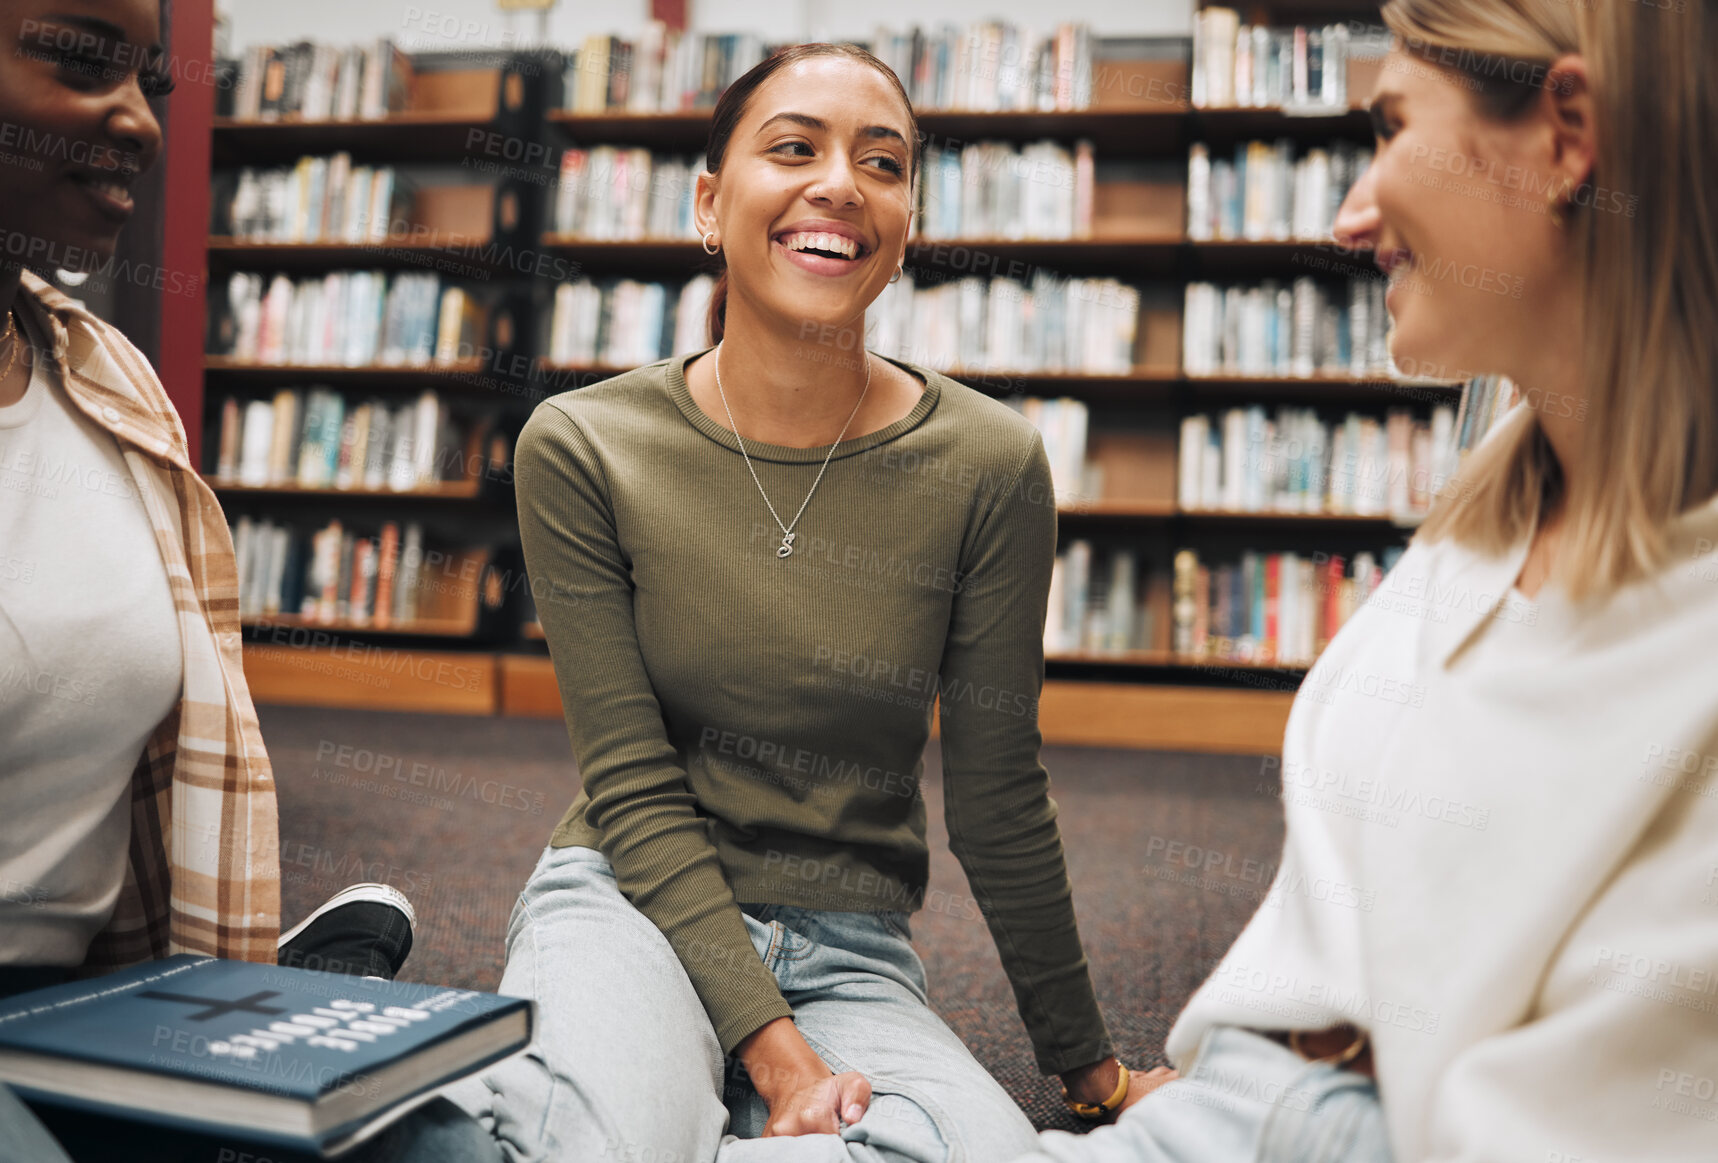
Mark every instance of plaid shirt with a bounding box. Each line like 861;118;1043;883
16;271;280;970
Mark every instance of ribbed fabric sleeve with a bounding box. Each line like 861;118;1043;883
514;350;1111;1067
937;439;1114;1074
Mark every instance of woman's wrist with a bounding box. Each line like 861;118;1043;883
1059;1055;1124;1105
736;1016;830;1102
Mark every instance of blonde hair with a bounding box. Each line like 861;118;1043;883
1391;0;1718;600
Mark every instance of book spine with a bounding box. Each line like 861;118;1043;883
352;538;377;625
1172;549;1197;656
374;521;400;629
216;396;241;480
1188;564;1206;656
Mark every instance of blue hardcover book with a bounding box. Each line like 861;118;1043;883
0;955;531;1157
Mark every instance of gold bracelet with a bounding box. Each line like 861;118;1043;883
1062;1062;1131;1120
1289;1027;1369;1068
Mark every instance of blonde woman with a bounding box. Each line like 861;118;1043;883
1003;0;1718;1160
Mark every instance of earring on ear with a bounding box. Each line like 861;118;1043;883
702;231;720;255
889;266;903;284
1546;177;1573;228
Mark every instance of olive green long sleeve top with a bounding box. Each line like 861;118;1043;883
514;348;1112;1074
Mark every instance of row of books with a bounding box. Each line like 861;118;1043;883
917;140;1095;241
1045;542;1401;664
1048;544;1163;654
551;148;699;240
214;272;486;367
213;389;459;492
563;27;768;112
547;276;714;368
558;23;1098;115
1455;375;1517;457
545;270;1139;377
868;272;1140;376
1177;405;1460;520
1186;140;1372;243
221;155;396;243
235;516;426;626
1191;12;1383;109
869;23;1097;112
1181;277;1392;379
1000;397;1090;505
1171;546;1397;665
230;39;413;122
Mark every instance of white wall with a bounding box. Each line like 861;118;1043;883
222;0;1192;54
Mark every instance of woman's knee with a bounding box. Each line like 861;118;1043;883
840;1091;950;1163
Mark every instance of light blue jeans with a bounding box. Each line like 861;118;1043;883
444;844;1044;1163
1011;1024;1392;1163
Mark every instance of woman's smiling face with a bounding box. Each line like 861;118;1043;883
696;55;915;339
0;0;166;267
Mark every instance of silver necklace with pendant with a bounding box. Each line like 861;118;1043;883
713;341;871;559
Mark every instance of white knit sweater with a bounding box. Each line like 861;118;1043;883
1167;494;1718;1162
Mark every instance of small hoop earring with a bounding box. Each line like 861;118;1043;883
702;231;720;255
889;267;903;284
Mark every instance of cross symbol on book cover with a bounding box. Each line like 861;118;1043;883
136;990;291;1022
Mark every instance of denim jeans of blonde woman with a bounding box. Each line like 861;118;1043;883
1010;1025;1393;1163
441;844;1045;1163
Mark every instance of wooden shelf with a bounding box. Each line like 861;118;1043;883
1177;507;1422;526
206;236;500;274
245;644;498;714
527;361;1457;406
532;235;1379;278
1056;502;1421;527
546;108;711;149
1036;680;1294;753
919;106;1188;152
1180;238;1378;275
1187;105;1372;142
532;360;654;381
534;236;718;276
1048;650;1310;673
213;114;505;164
1185;373;1463;399
499;654;561;718
957;369;1177;401
242;614;479;638
530;235;1376;278
494;657;1292;753
532;360;1182;400
204;356;491;387
1210;0;1387;21
545;103;1369;154
907;235;1181;276
1061;500;1179;519
211;479;482;500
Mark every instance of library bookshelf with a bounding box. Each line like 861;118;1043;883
196;15;1442;754
203;50;555;717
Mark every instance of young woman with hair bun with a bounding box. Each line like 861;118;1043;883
454;40;1149;1163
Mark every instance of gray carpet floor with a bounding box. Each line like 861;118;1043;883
259;705;1284;1135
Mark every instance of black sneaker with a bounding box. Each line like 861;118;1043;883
277;883;417;980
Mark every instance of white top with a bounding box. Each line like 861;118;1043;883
0;311;182;966
1168;494;1718;1162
